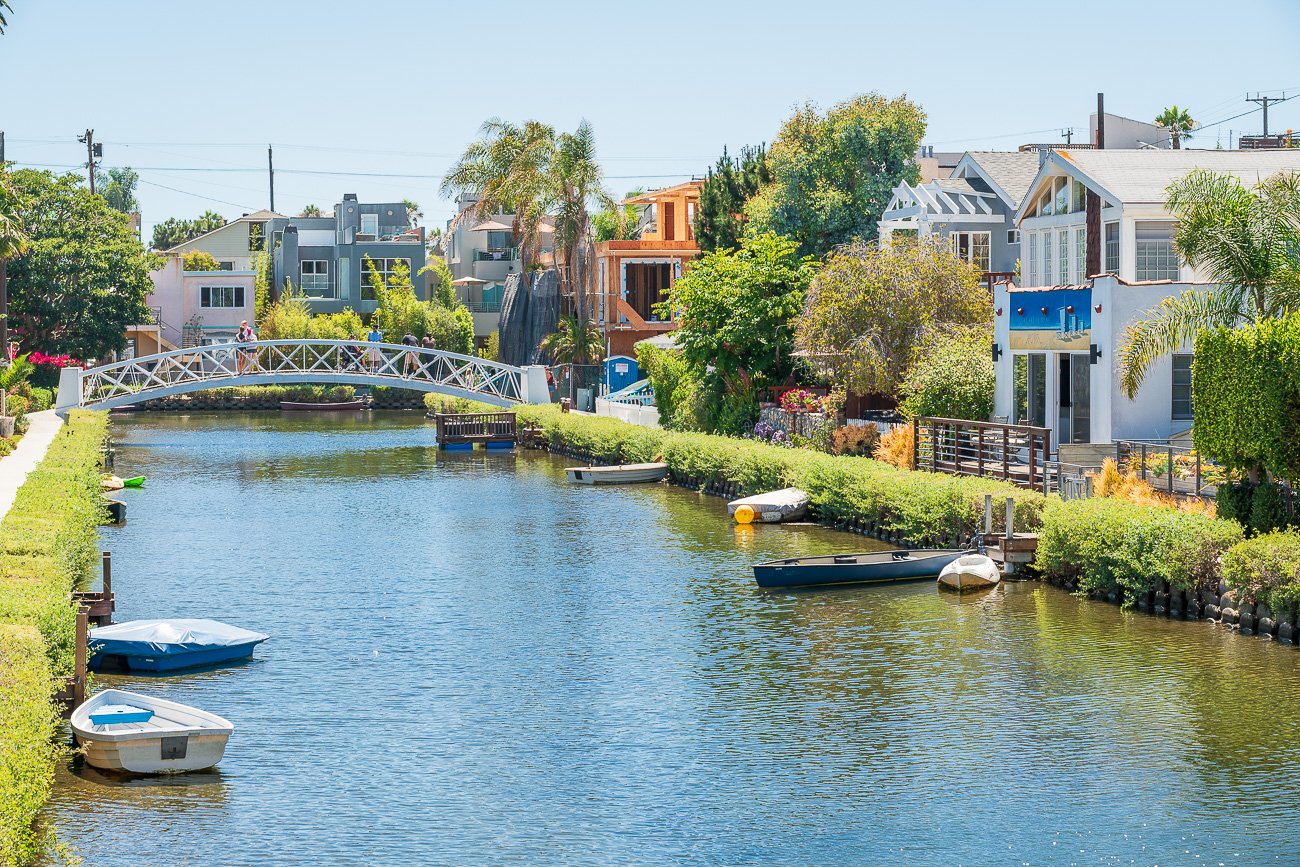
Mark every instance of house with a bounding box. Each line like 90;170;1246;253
442;194;555;343
594;180;704;358
878;151;1040;287
271;195;427;316
139;255;256;352
166;209;285;272
993;148;1300;459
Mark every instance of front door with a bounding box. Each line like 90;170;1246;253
1057;354;1091;445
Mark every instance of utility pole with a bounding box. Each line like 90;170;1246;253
1247;92;1294;136
78;129;100;194
1061;127;1074;145
267;145;275;213
1;131;5;165
1096;93;1105;149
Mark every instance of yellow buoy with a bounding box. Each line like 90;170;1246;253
734;504;756;524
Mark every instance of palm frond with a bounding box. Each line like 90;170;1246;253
1116;288;1247;397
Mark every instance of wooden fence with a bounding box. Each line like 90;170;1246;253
914;417;1053;493
433;412;518;446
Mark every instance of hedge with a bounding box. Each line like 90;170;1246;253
1193;314;1300;478
515;405;1043;543
0;410;106;865
1220;531;1300;618
1034;496;1244;597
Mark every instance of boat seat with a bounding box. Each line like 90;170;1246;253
890;552;912;561
833;555;858;564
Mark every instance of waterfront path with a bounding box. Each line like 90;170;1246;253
0;410;64;526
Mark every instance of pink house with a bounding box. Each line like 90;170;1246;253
128;257;257;357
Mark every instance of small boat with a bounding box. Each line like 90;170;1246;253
938;553;1002;592
89;619;269;672
753;548;970;589
102;496;127;524
101;475;124;491
279;400;365;411
121;476;145;488
72;688;234;774
565;462;669;485
728;488;809;524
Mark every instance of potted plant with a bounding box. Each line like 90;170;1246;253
0;353;34;438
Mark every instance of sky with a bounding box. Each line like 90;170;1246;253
1;0;1298;241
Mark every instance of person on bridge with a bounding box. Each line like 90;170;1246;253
366;323;383;372
401;331;420;377
236;321;258;374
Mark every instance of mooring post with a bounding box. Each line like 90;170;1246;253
1005;496;1015;541
74;605;89;708
102;550;112;597
984;494;993;537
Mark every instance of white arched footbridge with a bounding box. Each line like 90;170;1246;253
54;340;551;412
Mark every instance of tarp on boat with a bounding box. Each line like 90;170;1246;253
727;488;810;521
89;619;268;656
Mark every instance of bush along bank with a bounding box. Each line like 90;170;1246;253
0;410;107;864
515;405;1042;546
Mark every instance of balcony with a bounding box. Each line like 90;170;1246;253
465;301;503;313
474;248;518;262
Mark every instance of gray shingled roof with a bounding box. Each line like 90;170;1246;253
962;151;1041;207
1056;148;1300;203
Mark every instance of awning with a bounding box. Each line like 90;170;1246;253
452;276;489;285
471;220;513;232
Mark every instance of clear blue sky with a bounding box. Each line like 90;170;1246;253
2;0;1298;239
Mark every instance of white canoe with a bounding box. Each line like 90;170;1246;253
937;553;1001;592
728;488;810;523
565;462;669;485
72;688;234;774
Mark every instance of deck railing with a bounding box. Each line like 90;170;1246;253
434;412;517;445
1115;440;1221;499
914;417;1053;493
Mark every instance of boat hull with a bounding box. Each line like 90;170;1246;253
754;549;969;589
565;463;669;485
279;400;365;411
937;554;1001;592
728;488;810;523
89;640;263;672
79;731;232;774
71;689;234;775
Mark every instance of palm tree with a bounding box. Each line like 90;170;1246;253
1116;169;1300;402
546;121;614;336
538;314;605;364
0;1;13;35
1154;105;1196;150
300;204;322;217
0;174;29;352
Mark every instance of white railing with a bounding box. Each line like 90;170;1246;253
59;340;548;411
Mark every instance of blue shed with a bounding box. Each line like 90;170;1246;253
604;355;639;394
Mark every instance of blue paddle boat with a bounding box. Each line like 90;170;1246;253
89;619;269;672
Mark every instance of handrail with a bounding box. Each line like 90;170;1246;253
914;416;1053;493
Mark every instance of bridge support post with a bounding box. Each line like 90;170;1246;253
54;366;85;417
521;365;552;404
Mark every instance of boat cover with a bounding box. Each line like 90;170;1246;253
89;619;269;656
727;487;810;518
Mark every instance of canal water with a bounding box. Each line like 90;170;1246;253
49;413;1300;866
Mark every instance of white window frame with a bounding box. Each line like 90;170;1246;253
1058;230;1070;285
1104;221;1120;273
199;285;245;308
950;231;992;272
300;259;333;298
1075;226;1087;282
360;257;412;300
1007;229;1020;245
1135;221;1179;282
1027;233;1038;285
1042;230;1053;285
360;213;379;236
1172;353;1194;420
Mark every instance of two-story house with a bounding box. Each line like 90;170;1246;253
993;148;1300;457
593;180;704;357
166;209;285;272
140;256;257;352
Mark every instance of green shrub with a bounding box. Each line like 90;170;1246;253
1250;482;1291;535
1216;481;1253;526
422;394;500;415
1035;497;1244;598
1221;531;1300;617
898;325;995;421
0;625;60;866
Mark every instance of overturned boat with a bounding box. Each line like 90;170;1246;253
728;488;809;524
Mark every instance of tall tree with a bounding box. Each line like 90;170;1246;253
592;189;643;242
745;93;926;257
1154;105;1196;150
694;144;769;252
1117;169;1300;397
794;237;988;396
538;314;604;364
300;204;323;217
0;172;30;350
402;199;422;226
96;166;140;213
0;0;12;34
150;210;226;250
547;121;613;331
5;169;156;359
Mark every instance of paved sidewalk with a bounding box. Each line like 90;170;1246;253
0;410;65;524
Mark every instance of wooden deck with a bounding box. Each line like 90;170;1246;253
914;417;1053;493
433;412;518;448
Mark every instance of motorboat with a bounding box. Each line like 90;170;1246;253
565;462;669;485
938;553;1001;592
89;619;269;673
728;488;809;524
72;688;234;774
754;548;969;589
279;400;365;411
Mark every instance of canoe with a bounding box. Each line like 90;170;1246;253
101;475;124;491
279;400;365;411
72;688;234;774
102;496;127;524
753;548;970;589
565;462;669;485
122;476;145;488
728;488;809;524
89;619;269;673
938;553;1001;592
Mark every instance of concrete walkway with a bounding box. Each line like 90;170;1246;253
0;410;65;523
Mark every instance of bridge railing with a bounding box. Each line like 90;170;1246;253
71;340;533;409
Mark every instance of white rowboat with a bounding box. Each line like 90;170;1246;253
937;553;1001;592
72;688;234;774
565;462;669;485
728;488;810;523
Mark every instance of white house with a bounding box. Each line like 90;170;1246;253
994;148;1300;461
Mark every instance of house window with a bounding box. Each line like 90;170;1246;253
1054;177;1069;215
1104;222;1120;273
951;232;991;272
1027;233;1038;285
1135;222;1179;281
360;257;411;300
1072;181;1087;213
300;260;332;298
360;213;379;237
1039;189;1053;218
248;222;266;252
273;231;283;250
218;261;235;271
1041;230;1053;284
1058;231;1070;284
1172;354;1194;419
200;285;245;308
1075;226;1087;281
1007;229;1020;245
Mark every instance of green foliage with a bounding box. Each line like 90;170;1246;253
515;404;1044;543
150;209;225;251
300;204;323;217
1220;531;1300;617
660;230;816;400
538;314;604;365
96;166;140;214
1154;105;1196;149
592;191;642;242
796;237;989;396
419;256;457;309
5;170;156;361
366;256;474;355
1250;482;1292;535
422;394;500;415
694;145;769;253
899;325;995;420
479;331;500;361
1035;497;1244;598
637;343;690;427
743;93;926;257
251;250;273;320
196;385;356;403
0;624;61;866
1192;313;1300;478
1216;480;1254;526
181;250;221;271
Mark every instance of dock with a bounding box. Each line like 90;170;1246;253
433;412;518;450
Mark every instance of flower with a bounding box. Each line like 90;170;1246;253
28;352;82;368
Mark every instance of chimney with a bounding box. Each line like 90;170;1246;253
1096;93;1105;149
343;193;358;202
